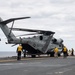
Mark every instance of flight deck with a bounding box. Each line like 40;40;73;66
0;56;75;75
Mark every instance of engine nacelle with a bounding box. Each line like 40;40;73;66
52;38;63;44
56;38;63;44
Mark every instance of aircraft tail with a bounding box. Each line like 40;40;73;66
0;17;30;43
0;17;16;41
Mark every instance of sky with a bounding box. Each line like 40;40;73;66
0;0;75;52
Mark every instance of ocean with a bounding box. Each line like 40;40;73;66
0;51;17;58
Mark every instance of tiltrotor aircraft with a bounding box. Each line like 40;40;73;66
0;17;64;57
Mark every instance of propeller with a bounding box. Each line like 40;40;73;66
0;17;31;24
11;44;18;47
15;33;42;37
11;28;55;35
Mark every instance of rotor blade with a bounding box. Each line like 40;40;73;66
12;28;38;32
0;17;31;24
41;34;54;53
11;28;55;35
11;44;17;47
16;33;42;37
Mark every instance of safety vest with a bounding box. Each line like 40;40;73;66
17;45;22;51
54;47;58;53
63;47;67;52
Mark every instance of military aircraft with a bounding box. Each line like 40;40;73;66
0;17;64;57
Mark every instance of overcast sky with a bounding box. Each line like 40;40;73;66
0;0;75;51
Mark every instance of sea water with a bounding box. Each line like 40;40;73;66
0;51;17;58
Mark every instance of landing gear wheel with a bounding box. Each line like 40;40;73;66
58;53;60;57
31;55;36;58
50;52;54;57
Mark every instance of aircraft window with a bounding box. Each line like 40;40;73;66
59;45;61;47
39;36;43;40
52;38;57;43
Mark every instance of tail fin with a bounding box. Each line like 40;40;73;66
0;17;16;41
0;17;30;42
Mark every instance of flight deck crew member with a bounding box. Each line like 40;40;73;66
71;48;74;56
17;45;23;60
22;49;26;58
54;47;59;57
68;50;71;56
62;46;67;58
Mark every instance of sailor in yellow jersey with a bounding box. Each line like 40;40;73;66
71;48;74;56
54;47;59;57
17;44;23;60
62;46;68;58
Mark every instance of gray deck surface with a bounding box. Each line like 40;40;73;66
0;56;75;75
